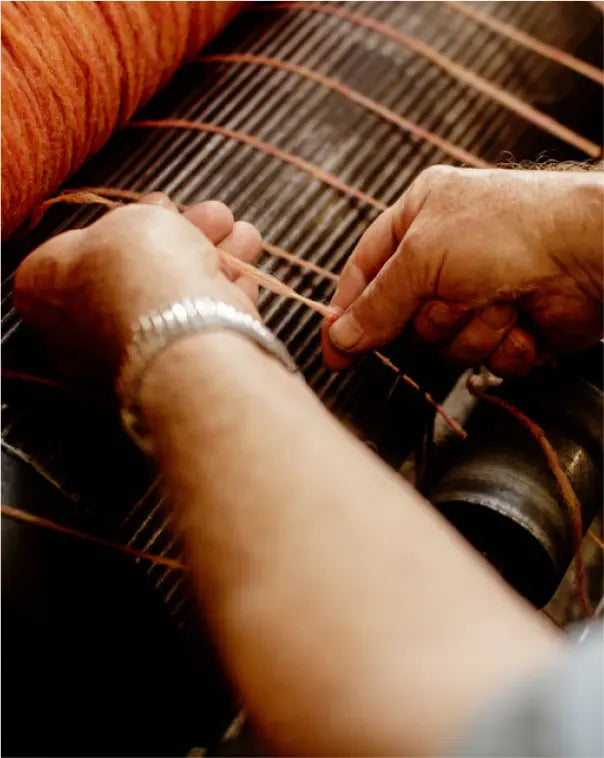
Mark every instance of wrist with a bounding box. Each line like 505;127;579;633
138;329;302;444
117;298;298;454
545;171;604;296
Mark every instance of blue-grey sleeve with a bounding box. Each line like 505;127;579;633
450;622;603;758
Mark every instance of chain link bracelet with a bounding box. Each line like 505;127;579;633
117;297;300;454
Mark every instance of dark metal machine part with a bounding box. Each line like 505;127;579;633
1;2;602;754
428;358;604;608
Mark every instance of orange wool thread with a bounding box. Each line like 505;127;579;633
444;0;604;86
131;120;388;214
269;1;602;154
0;504;188;572
1;1;240;239
30;189;467;439
34;188;340;281
467;375;592;617
199;54;490;168
32;190;339;315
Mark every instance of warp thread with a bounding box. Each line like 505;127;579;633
131;120;388;214
0;504;188;572
444;0;604;85
199;54;490;168
264;2;602;155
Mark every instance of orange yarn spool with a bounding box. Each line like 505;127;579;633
1;1;240;239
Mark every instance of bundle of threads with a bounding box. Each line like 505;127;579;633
1;0;240;238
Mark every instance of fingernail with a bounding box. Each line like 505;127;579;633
328;312;363;351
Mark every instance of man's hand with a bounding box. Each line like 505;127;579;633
14;194;262;381
323;167;603;377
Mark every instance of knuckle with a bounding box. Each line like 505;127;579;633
419;164;459;183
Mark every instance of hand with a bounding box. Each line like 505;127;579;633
322;166;603;377
14;194;262;382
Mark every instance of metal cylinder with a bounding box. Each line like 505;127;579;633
428;374;603;607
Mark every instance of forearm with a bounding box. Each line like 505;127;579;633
140;332;561;756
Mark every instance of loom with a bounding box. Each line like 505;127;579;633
2;2;603;754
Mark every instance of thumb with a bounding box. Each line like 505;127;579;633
327;236;426;358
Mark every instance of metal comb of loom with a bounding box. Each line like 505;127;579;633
2;2;603;753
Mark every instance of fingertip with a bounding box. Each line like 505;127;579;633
321;319;356;371
488;328;536;378
139;192;178;211
233;221;262;261
184;200;235;244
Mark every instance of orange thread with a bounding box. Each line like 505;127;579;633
34;188;339;282
444;1;604;86
267;2;601;156
31;190;338;310
467;375;592;617
198;54;490;168
28;189;467;438
1;504;188;572
131;120;388;213
1;2;240;239
588;529;604;550
374;351;467;439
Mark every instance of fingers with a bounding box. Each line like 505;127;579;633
324;233;427;370
139;192;179;212
330;207;399;312
139;195;236;246
442;304;517;366
183;200;235;245
216;220;262;305
413;300;472;343
488;328;536;377
137;196;260;304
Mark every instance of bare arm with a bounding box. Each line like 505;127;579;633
14;195;561;756
141;329;560;756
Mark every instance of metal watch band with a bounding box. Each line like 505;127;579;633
117;297;299;454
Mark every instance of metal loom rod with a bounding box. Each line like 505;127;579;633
1;438;78;503
131;120;388;212
198;54;491;168
467;375;592;617
266;2;602;156
0;504;189;572
444;0;604;86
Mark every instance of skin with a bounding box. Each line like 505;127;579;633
323;167;603;376
13;168;599;755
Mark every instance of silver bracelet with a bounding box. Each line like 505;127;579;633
117;297;299;454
